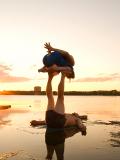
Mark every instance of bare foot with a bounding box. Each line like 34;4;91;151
48;71;57;77
38;66;48;72
47;64;59;72
52;72;60;76
47;65;60;76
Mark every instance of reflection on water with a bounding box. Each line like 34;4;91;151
110;138;120;147
93;120;120;148
45;127;86;160
0;120;11;127
110;130;120;147
93;120;120;126
0;108;29;127
0;95;120;160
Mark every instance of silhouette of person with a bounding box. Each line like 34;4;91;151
45;127;87;160
31;72;86;131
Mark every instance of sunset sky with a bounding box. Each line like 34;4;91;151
0;0;120;91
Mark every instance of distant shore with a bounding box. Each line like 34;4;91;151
0;90;120;96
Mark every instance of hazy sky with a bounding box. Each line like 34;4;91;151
0;0;120;91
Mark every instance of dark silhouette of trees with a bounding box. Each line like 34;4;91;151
0;90;120;96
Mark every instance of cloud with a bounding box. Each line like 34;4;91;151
74;73;120;82
0;64;11;71
0;64;30;82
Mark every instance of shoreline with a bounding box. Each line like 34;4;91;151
0;90;120;96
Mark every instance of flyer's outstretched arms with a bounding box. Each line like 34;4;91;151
44;42;75;66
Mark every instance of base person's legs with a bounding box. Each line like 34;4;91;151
30;73;54;126
54;73;65;115
46;73;55;111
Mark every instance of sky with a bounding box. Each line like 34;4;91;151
0;0;120;91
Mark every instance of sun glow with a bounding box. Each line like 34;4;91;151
0;0;120;91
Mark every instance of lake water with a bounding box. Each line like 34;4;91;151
0;95;120;160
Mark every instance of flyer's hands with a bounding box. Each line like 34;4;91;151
44;42;52;49
44;42;53;53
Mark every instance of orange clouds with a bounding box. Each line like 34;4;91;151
74;73;120;82
0;64;30;82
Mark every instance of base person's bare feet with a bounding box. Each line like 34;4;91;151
47;64;59;72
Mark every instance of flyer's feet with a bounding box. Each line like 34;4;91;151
48;71;59;78
47;65;60;76
47;64;59;72
38;66;48;72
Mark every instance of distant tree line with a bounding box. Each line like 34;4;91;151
0;90;120;96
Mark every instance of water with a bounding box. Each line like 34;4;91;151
0;95;120;160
